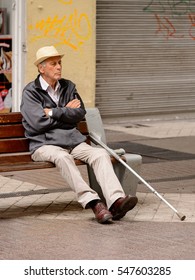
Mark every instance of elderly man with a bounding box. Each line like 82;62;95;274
20;46;138;224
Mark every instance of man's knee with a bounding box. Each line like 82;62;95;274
54;151;74;164
90;147;110;163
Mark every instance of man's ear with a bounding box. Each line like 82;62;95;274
38;64;45;74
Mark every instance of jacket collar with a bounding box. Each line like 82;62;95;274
34;75;68;91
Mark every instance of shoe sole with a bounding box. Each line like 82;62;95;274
112;196;138;220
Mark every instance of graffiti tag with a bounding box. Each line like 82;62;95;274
144;0;195;40
28;9;92;50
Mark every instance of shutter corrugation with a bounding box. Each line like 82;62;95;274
96;0;195;118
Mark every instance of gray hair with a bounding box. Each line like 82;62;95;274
38;61;46;73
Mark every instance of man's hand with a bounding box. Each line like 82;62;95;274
65;98;81;108
44;108;51;116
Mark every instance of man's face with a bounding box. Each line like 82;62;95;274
39;56;62;84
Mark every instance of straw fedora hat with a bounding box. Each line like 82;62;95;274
34;46;64;66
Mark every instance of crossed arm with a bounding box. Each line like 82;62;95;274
44;98;81;116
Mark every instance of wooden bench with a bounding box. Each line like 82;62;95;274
0;112;91;172
0;109;142;197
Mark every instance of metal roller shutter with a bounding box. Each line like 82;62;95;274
96;0;195;118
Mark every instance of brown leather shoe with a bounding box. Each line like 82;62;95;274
110;195;138;220
91;202;113;224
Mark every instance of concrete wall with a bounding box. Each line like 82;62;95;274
26;0;96;107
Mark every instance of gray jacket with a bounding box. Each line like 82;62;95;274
20;75;87;153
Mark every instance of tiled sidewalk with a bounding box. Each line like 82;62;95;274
0;175;194;223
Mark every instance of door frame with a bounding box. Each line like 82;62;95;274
12;0;26;112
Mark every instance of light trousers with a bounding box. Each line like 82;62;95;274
32;142;125;208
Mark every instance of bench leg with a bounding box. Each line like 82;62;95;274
122;153;142;196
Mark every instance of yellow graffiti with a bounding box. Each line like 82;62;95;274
28;9;92;50
58;0;73;4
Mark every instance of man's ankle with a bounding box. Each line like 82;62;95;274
86;199;101;209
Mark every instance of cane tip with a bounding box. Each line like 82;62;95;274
178;212;186;221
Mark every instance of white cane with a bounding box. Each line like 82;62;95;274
89;132;186;221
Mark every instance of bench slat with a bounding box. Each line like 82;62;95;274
0;124;25;138
0;156;120;173
0;153;32;164
0;162;55;172
0;159;86;172
0;138;29;153
77;121;88;134
0;112;22;124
